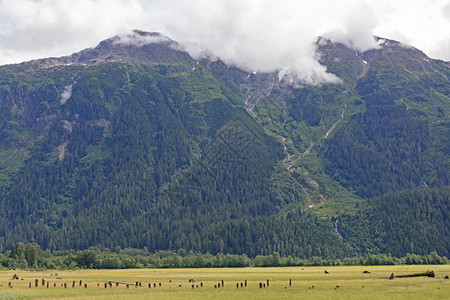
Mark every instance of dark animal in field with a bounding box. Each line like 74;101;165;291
324;270;330;274
363;271;371;274
389;273;394;280
188;279;196;282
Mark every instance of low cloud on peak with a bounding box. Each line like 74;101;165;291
0;0;448;85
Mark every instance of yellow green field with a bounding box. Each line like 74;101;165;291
0;265;449;299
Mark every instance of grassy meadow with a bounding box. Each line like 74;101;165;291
0;265;448;299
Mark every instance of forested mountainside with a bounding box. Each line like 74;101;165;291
0;31;448;257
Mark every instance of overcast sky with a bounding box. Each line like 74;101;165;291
0;0;449;83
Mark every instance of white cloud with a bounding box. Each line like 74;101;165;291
0;0;449;84
0;0;144;63
113;31;185;51
114;32;171;47
322;3;381;53
368;0;450;60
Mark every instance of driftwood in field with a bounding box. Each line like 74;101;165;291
389;270;435;279
108;280;135;286
395;270;435;278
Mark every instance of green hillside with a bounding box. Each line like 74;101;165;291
0;32;448;257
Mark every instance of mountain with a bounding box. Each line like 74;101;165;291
0;30;448;257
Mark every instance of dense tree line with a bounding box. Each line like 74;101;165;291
1;243;447;270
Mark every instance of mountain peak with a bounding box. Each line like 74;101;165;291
100;30;183;50
71;30;190;66
315;35;441;83
31;30;192;68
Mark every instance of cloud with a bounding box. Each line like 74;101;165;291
143;0;375;84
322;3;380;53
113;31;185;51
114;32;170;47
370;0;450;61
444;3;450;20
0;0;449;84
0;0;144;63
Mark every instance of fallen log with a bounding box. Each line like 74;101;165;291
107;280;135;286
392;270;435;278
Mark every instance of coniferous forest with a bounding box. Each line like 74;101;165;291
0;31;448;264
